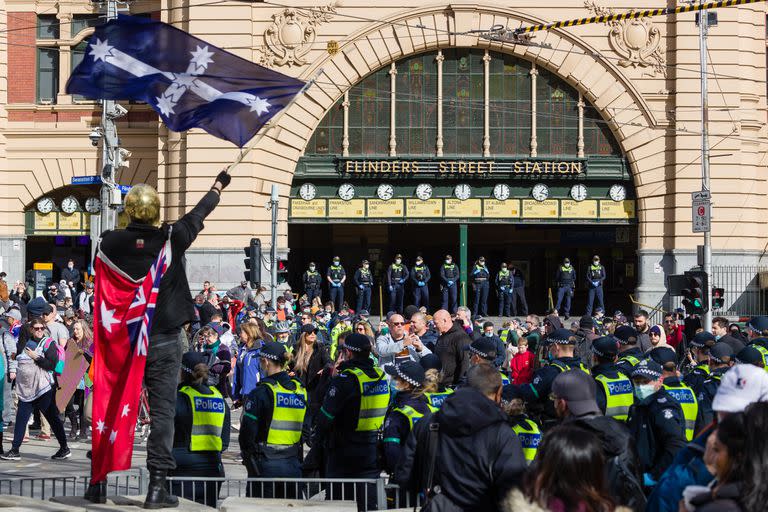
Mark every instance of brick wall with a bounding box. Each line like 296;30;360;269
8;12;36;104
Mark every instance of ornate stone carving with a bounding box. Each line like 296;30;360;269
260;3;336;67
584;1;666;77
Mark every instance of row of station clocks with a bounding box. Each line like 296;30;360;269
36;196;102;214
298;183;628;203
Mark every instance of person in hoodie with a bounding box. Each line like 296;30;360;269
395;363;526;511
381;361;431;475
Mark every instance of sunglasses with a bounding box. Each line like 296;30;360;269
391;322;405;326
356;326;366;331
32;326;45;331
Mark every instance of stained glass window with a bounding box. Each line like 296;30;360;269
489;55;531;156
442;49;484;155
395;53;437;155
583;104;621;156
348;70;390;155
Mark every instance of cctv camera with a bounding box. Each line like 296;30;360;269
106;104;128;119
89;127;102;147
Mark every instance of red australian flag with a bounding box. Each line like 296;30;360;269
91;234;171;483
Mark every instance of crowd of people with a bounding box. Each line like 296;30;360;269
4;257;768;511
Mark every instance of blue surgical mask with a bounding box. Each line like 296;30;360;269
484;332;493;338
634;384;656;401
546;350;555;362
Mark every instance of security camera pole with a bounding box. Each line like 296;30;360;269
99;0;119;233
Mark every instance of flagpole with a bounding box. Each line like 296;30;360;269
225;68;324;174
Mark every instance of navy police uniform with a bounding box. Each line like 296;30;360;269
471;260;490;317
554;260;576;317
411;261;431;310
585;259;607;316
387;257;409;314
496;266;513;317
353;263;374;313
510;267;529;316
303;265;322;304
327;260;346;311
440;258;460;314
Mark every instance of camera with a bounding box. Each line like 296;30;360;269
89;127;102;146
105;103;128;120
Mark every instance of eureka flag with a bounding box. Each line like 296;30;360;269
90;234;171;483
66;15;305;147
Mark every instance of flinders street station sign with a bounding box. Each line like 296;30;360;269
337;158;586;177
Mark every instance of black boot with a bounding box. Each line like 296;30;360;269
84;480;107;504
67;412;79;440
143;470;178;509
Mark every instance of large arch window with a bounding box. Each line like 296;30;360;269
305;49;622;158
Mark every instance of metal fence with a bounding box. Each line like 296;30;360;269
0;473;415;510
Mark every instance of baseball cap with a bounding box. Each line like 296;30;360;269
631;359;663;380
340;333;372;352
384;361;425;387
712;364;768;413
465;338;497;360
591;336;620;358
358;310;370;317
551;370;600;416
27;297;52;317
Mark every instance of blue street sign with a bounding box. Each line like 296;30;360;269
71;176;132;194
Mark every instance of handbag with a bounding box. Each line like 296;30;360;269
419;423;462;512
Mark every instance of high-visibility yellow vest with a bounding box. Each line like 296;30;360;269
330;324;352;360
344;367;390;432
500;329;510;344
424;389;454;412
392;404;425;432
618;354;641;367
263;380;307;446
551;361;591;375
694;363;710;376
664;382;699;441
500;371;511;386
595;373;634;422
179;386;226;452
511;418;542;464
753;345;768;371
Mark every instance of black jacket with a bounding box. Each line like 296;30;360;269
394;387;526;511
689;482;744;512
290;341;331;410
435;321;471;387
98;190;219;336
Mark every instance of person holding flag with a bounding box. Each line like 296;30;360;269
67;13;309;509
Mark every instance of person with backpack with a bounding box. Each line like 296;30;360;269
0;317;69;461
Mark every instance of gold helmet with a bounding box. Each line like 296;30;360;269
123;184;160;225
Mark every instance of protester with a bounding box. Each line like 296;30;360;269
290;324;330;437
510;337;535;384
432;309;470;387
64;319;93;441
231;323;262;406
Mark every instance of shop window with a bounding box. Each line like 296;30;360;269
489;55;531;156
536;68;578;156
36;48;59;104
70;42;89;102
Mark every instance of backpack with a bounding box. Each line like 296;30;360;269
605;447;647;510
40;336;65;375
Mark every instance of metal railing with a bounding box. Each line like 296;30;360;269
710;265;768;317
0;473;415;510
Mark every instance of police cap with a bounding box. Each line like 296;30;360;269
747;316;768;333
465;338;497;360
394;254;402;259
181;351;209;374
710;342;734;364
614;325;639;345
631;359;663;380
690;331;716;349
419;353;442;372
341;333;372;353
649;346;677;367
591;336;620;358
385;361;425;387
547;328;576;345
260;341;287;362
735;346;764;366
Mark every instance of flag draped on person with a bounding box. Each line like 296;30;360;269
66;15;305;147
90;235;171;483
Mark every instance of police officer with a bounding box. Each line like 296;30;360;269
172;352;231;507
440;255;460;314
615;326;645;377
501;386;542;465
353;260;374;313
584;255;606;316
326;256;346;311
239;342;307;498
303;262;322;305
381;361;431;475
387;254;409;314
649;347;701;442
591;336;634;422
465;337;509;386
471;257;490;317
626;360;686;486
411;256;431;310
496;262;513;318
314;333;390;510
697;342;734;426
554;258;576;318
419;354;454;411
683;331;716;395
510;265;528;317
503;328;589;428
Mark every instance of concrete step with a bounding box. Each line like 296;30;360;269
50;495;213;511
220;497;357;511
0;495;85;511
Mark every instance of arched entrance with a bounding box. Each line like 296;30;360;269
287;48;638;314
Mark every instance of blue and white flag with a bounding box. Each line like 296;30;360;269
67;15;306;147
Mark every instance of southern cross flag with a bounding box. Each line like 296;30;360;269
90;233;171;483
66;15;305;147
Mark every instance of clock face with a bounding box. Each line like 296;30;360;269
454;184;472;201
84;197;102;214
570;184;588;202
493;183;510;201
338;183;355;201
37;197;55;214
609;184;627;202
531;183;550;202
299;183;317;201
376;183;394;201
61;196;79;214
415;183;433;201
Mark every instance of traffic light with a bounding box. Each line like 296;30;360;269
681;270;708;315
712;287;725;310
277;258;288;284
244;238;261;287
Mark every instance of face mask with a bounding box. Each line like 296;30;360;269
634;384;656;401
395;259;401;265
333;260;340;265
445;260;451;264
68;264;74;269
501;266;507;270
363;264;369;270
416;260;422;265
479;261;485;266
715;334;722;340
593;260;599;264
309;265;316;271
484;332;493;338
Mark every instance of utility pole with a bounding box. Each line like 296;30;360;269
269;184;279;303
699;0;713;331
99;0;119;234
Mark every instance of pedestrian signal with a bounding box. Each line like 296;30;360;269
244;238;261;287
712;287;725;310
681;270;708;315
277;258;288;284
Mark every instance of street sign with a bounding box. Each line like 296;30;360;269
692;190;711;233
71;176;132;194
